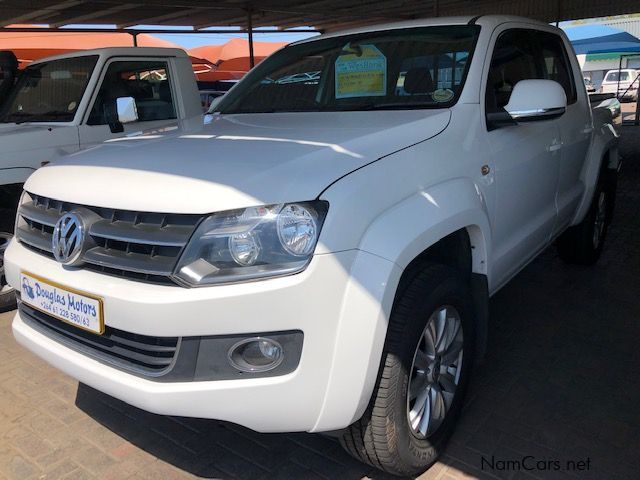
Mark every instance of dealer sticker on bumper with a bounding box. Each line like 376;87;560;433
20;271;104;334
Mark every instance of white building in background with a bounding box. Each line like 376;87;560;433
596;16;640;38
570;16;640;87
578;53;640;87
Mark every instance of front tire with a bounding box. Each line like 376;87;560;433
340;264;475;477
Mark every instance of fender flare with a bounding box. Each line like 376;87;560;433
571;123;619;225
358;177;492;276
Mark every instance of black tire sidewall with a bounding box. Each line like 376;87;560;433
0;208;17;312
583;181;608;260
557;173;611;265
387;270;475;473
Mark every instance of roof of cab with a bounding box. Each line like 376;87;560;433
293;15;550;44
30;47;189;65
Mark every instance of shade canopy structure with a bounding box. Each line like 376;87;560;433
2;1;640;32
565;25;640;54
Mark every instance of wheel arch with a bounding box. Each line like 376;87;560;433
357;177;492;279
572;126;619;226
390;225;490;367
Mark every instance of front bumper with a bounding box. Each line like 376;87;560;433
6;239;400;432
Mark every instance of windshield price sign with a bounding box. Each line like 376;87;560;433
335;44;387;99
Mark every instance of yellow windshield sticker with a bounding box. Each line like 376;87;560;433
335;44;387;99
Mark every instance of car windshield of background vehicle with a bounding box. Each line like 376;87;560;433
0;55;98;123
216;25;480;114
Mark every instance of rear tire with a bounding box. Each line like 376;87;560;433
557;170;615;265
340;264;475;477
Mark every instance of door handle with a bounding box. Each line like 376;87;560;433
548;142;563;152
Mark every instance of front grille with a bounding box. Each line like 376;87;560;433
16;193;203;284
19;302;180;376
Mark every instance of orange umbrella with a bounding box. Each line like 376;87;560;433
190;38;287;72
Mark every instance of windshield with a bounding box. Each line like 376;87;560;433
0;55;98;123
217;26;480;114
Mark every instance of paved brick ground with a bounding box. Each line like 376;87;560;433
0;126;639;480
621;101;638;122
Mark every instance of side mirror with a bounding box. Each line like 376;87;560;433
116;96;138;124
505;79;567;122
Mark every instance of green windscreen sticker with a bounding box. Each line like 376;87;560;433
335;44;387;99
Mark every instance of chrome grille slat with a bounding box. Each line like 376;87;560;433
84;247;177;276
16;226;53;253
89;220;192;247
17;193;203;285
19;202;60;227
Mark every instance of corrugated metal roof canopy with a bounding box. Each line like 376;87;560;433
2;0;640;31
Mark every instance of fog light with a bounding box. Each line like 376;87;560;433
228;337;284;372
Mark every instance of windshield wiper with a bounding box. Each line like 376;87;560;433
354;102;440;111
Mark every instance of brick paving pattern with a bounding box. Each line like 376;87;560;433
0;126;639;479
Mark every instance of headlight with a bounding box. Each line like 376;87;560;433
173;201;328;286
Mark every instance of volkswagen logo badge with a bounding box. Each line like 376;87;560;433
52;212;85;265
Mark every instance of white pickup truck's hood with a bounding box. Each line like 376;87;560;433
0;123;78;160
25;110;450;213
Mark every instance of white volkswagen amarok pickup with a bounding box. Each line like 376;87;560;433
4;16;619;476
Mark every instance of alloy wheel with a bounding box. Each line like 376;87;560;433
407;305;463;438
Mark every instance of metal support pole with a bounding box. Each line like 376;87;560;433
433;0;439;17
131;32;138;47
616;55;622;100
247;7;255;69
633;73;640;125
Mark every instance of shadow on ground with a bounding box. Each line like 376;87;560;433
75;382;402;480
